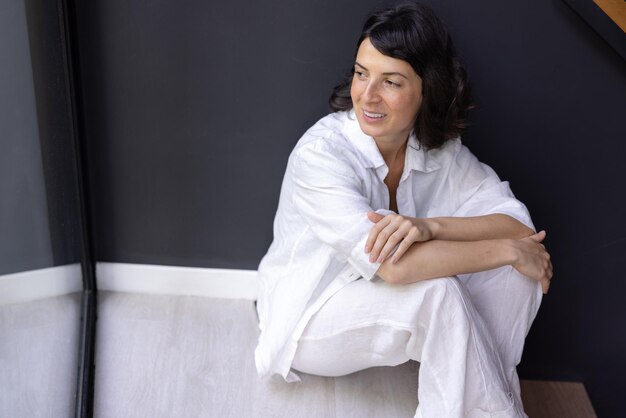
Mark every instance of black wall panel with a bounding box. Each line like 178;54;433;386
73;0;625;415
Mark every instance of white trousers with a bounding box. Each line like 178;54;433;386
291;266;543;418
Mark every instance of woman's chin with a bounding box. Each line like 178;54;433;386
356;119;384;138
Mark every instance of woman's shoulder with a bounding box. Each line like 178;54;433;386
292;111;355;159
428;137;478;166
298;111;350;142
285;111;366;181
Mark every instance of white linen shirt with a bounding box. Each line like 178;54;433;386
254;110;534;382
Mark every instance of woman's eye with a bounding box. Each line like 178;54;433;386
354;70;367;79
385;79;400;88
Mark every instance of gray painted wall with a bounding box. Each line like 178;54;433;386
73;0;626;415
0;0;82;276
24;0;83;270
1;0;82;411
0;0;53;275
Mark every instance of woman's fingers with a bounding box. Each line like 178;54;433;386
365;214;392;253
528;230;546;243
367;211;385;223
367;215;410;262
511;234;554;294
537;254;553;294
369;222;404;261
391;238;413;263
377;228;409;262
365;213;433;263
544;259;554;294
372;220;421;262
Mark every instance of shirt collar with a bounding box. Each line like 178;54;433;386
341;110;441;174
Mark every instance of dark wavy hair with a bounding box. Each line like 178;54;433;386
329;2;472;150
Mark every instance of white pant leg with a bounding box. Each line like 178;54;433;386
292;276;520;418
458;267;543;416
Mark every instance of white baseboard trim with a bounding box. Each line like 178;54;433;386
96;262;259;300
0;264;83;306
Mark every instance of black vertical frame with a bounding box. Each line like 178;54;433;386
57;0;98;416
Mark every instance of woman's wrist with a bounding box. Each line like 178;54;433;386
477;239;520;273
415;217;441;240
499;239;520;267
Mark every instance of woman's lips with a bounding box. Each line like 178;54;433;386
363;109;387;122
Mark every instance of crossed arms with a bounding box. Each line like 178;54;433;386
369;212;553;293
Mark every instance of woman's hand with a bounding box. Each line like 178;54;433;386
509;230;553;293
365;212;435;264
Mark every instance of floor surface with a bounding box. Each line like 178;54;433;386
0;291;597;417
94;291;419;418
0;293;81;417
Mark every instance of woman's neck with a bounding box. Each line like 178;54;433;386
376;137;408;169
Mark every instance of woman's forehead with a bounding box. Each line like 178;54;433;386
355;38;416;77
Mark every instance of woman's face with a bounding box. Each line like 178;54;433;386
350;38;423;147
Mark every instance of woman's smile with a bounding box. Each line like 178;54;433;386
363;109;387;121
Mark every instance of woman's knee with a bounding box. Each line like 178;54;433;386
460;266;542;310
410;276;472;317
293;325;412;376
424;276;466;299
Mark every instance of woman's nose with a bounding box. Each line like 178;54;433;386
362;81;381;103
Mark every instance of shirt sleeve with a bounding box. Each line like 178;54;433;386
290;142;383;281
450;141;535;230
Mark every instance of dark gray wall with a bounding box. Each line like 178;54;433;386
1;0;82;408
0;0;82;275
74;0;625;415
75;0;372;269
1;0;53;275
24;0;83;269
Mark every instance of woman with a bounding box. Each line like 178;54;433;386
255;3;552;417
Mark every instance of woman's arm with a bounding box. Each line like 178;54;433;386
426;214;534;241
376;231;553;293
365;212;534;264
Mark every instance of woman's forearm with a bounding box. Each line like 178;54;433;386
426;214;534;241
376;238;518;285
